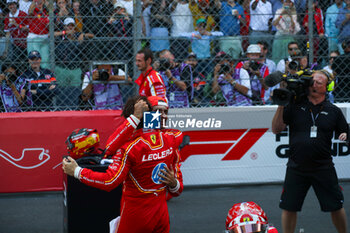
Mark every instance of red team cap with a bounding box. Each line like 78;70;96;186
225;202;273;233
147;96;168;109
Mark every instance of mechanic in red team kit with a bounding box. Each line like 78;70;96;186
63;96;183;233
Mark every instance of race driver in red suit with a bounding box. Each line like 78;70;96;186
63;96;183;233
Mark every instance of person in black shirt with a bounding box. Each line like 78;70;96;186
20;50;57;111
272;70;348;233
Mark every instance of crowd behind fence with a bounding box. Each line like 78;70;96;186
0;0;349;112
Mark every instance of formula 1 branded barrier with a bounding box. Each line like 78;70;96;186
0;110;124;193
1;105;350;193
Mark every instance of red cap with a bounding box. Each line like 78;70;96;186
147;96;168;109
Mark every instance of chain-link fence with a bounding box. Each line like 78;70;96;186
0;0;349;112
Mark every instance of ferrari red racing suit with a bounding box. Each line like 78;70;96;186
74;128;183;233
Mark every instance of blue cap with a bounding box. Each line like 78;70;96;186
28;50;41;60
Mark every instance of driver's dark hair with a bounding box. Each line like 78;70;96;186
121;96;152;129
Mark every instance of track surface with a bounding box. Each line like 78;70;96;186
1;182;349;233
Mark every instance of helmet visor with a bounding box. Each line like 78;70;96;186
226;224;267;233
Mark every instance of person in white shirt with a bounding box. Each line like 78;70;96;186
249;0;273;48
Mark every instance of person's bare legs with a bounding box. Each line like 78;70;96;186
331;208;347;233
282;209;297;233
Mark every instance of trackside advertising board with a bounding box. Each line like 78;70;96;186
1;105;350;193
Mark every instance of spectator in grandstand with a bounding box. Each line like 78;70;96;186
141;0;152;37
179;18;223;60
258;40;276;104
249;0;273;48
336;0;350;54
4;0;30;72
293;0;306;14
272;70;348;233
107;2;133;60
55;17;94;110
0;8;7;68
20;50;57;111
236;44;269;105
27;0;50;68
0;62;31;112
149;0;172;52
18;0;32;14
258;40;276;73
212;51;252;106
184;52;208;106
81;0;112;37
240;0;251;52
135;48;167;99
323;50;340;75
81;64;128;110
331;40;350;101
72;0;83;32
325;0;345;54
276;41;300;73
303;0;327;65
81;0;113;60
169;0;193;59
189;0;217;32
170;0;193;37
54;0;72;31
214;0;245;60
322;50;340;103
118;0;133;16
271;0;300;64
156;49;193;108
269;0;283;33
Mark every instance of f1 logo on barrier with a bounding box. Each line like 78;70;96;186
180;129;268;162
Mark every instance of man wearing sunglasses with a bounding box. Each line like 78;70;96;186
276;41;300;73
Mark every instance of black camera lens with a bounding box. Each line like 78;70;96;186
158;59;172;72
249;61;262;71
98;69;110;81
288;60;299;70
219;63;231;74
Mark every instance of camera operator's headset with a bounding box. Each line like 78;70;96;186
317;69;335;92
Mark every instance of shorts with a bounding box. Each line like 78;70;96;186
279;167;344;212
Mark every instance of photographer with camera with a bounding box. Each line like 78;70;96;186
236;44;269;105
81;64;131;110
156;49;193;108
0;62;30;112
271;70;348;233
212;52;252;106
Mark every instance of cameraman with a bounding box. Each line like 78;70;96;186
0;63;30;112
81;64;131;110
156;49;193;108
236;44;269;104
272;70;348;233
212;53;252;106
